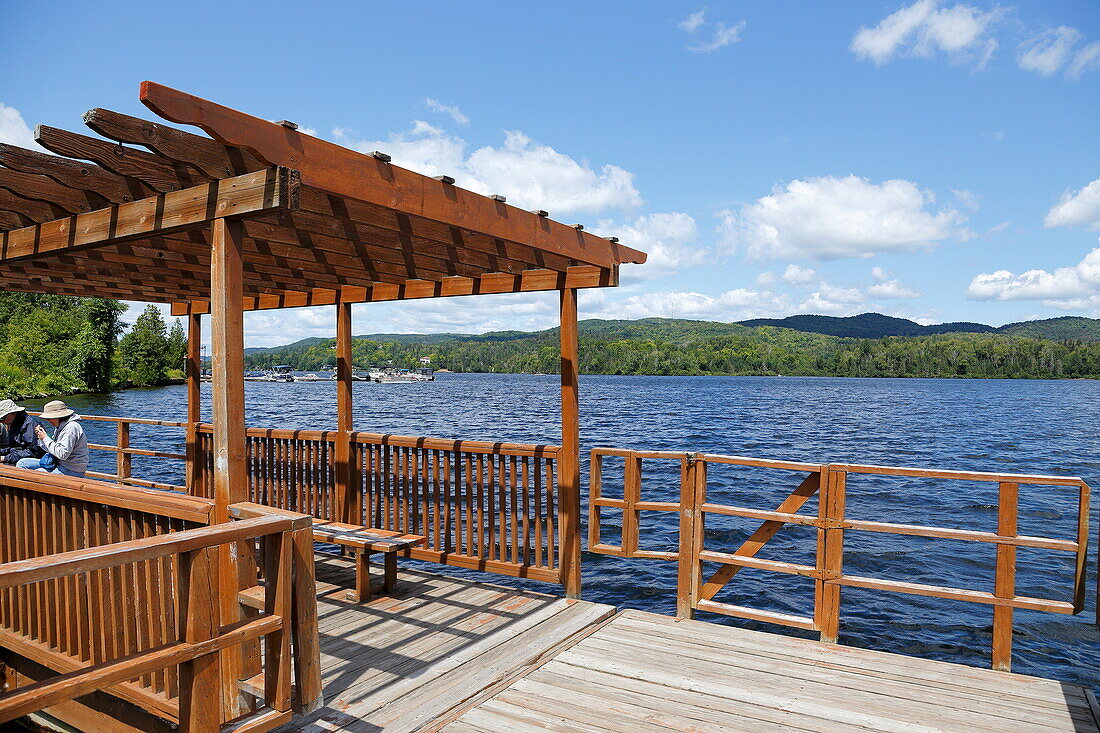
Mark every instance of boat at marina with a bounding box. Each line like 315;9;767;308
244;365;295;382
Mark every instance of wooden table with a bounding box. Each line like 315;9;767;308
310;521;425;601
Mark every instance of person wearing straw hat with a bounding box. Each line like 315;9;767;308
15;400;88;477
0;399;46;466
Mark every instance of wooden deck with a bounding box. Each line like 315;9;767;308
277;557;615;732
284;557;1099;733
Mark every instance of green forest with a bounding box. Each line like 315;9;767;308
0;293;186;398
3;295;1100;400
246;318;1100;380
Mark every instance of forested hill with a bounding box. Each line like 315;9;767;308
737;313;1100;340
244;317;1100;379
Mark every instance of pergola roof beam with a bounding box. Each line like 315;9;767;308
0;143;148;203
0;167;296;261
172;264;617;315
0;168;105;213
34;125;212;193
84;108;266;179
141;82;645;269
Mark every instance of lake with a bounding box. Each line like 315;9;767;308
26;373;1100;689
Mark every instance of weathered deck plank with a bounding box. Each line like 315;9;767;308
277;557;614;732
276;560;1096;733
442;609;1100;733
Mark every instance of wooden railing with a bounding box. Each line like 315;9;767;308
28;412;190;492
589;448;1091;672
196;425;564;583
0;467;321;732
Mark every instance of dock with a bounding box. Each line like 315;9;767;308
283;557;1099;733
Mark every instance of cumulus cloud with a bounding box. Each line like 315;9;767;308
1018;27;1100;79
335;123;641;217
967;245;1100;311
867;266;922;299
1045;177;1100;229
850;0;1000;69
678;9;706;34
782;264;816;284
0;102;44;151
718;174;970;261
595;212;703;280
425;98;469;126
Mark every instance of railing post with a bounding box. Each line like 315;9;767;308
816;466;845;643
622;452;641;557
263;531;293;712
186;311;202;494
290;526;323;713
992;481;1018;671
178;546;221;733
676;453;704;619
115;421;131;482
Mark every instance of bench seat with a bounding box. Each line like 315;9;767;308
310;520;425;600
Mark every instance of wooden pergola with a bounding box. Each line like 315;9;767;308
0;81;647;604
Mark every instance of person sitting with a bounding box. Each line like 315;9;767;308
0;399;46;466
16;400;88;478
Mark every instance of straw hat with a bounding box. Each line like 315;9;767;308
40;400;74;420
0;399;24;420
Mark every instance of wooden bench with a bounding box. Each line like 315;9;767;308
310;520;425;601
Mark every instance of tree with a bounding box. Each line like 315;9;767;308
119;305;169;386
73;299;126;393
165;318;188;375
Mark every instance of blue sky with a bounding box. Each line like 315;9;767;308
1;1;1098;346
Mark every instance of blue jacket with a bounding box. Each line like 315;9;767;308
2;412;45;464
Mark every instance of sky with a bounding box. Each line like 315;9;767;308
1;0;1098;347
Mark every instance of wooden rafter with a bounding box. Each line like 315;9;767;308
171;265;617;315
0;81;646;309
141;82;646;270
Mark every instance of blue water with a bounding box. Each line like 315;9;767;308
30;374;1100;689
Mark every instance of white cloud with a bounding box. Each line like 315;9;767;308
850;0;1000;69
425;98;469;126
678;9;706;34
1018;26;1100;79
0;102;44;151
718;174;970;261
595;212;703;280
593;288;791;322
1067;41;1100;78
952;188;980;210
1018;26;1082;76
803;283;866;314
1045;177;1100;229
755;271;777;286
690;21;746;53
869;279;922;299
782;264;816;284
335;123;641;217
967;245;1100;311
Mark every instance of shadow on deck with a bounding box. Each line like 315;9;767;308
283;557;1100;733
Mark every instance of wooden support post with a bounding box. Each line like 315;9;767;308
115;421;131;482
676;454;705;619
816;467;845;644
186;312;203;496
334;301;354;524
558;288;582;598
210;217;251;719
290;527;323;714
178;546;220;733
992;481;1018;671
